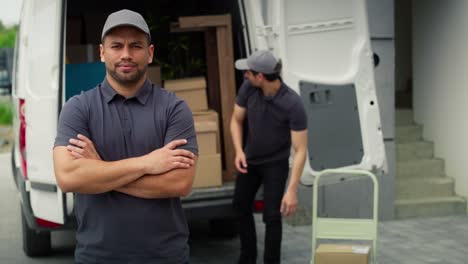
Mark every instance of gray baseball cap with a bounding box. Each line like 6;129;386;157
101;9;151;42
235;50;281;74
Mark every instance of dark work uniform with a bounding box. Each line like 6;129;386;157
54;79;198;264
233;80;307;264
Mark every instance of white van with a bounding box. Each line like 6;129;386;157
11;0;386;256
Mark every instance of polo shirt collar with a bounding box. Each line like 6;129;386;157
101;78;153;105
262;82;286;101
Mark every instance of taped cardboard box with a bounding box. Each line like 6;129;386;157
194;153;222;188
195;120;218;155
315;244;370;264
193;110;220;153
164;77;208;111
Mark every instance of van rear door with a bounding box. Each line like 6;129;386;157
239;0;387;184
22;0;66;225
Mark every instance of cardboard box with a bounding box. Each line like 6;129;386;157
193;153;222;188
193;110;220;153
164;77;208;111
66;45;100;64
147;66;161;86
315;244;370;264
195;120;218;155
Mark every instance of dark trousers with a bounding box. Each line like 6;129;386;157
233;159;289;264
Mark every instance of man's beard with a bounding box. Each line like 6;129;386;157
108;64;147;85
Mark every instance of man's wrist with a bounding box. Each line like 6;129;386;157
287;183;299;193
234;146;244;155
134;156;148;175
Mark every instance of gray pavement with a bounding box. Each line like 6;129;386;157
1;152;468;263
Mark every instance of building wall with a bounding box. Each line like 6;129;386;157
413;0;468;208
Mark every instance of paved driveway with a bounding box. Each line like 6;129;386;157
1;153;467;263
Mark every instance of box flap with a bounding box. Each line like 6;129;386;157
195;121;218;133
317;244;369;254
164;77;206;92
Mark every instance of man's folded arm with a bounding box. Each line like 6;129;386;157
53;146;146;194
116;156;197;199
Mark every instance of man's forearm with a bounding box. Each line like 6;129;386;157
54;148;145;194
116;166;195;199
116;157;197;199
287;149;307;192
230;118;244;153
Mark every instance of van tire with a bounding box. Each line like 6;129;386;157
21;208;52;256
209;218;239;238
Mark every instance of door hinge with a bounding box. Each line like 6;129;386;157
255;25;279;38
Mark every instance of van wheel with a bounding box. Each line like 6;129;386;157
209;218;239;238
21;208;52;256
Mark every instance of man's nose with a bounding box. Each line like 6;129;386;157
121;46;131;60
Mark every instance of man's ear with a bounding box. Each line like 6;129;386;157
148;44;155;64
258;73;265;81
99;44;104;63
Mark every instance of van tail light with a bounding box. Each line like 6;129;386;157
36;217;62;228
253;200;265;212
19;98;27;179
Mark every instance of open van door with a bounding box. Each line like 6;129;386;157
18;0;66;225
239;0;387;184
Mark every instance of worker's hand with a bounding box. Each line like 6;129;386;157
280;190;298;217
67;134;102;160
142;139;195;175
234;151;248;174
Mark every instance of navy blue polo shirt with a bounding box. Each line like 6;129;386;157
236;80;307;165
54;78;198;263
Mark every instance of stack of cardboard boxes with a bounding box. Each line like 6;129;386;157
165;77;222;188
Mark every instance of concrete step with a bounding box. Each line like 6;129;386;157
397;159;444;179
396;141;434;161
395;196;466;219
396;177;455;200
396;109;414;126
396;125;423;143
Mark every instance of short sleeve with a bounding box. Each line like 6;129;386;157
54;96;90;148
288;97;308;131
164;99;199;156
235;80;252;108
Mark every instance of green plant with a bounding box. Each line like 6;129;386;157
0;101;13;125
0;25;17;48
143;14;206;80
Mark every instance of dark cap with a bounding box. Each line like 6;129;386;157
235;50;281;74
101;9;151;42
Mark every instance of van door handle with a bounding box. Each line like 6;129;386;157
309;90;331;105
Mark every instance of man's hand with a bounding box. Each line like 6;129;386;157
234;151;248;174
67;134;102;160
142;139;195;175
280;190;298;217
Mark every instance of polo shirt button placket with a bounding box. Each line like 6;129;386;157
122;102;131;136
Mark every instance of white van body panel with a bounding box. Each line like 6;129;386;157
241;0;388;184
21;0;65;224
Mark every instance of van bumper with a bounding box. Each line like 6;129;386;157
13;165;76;232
